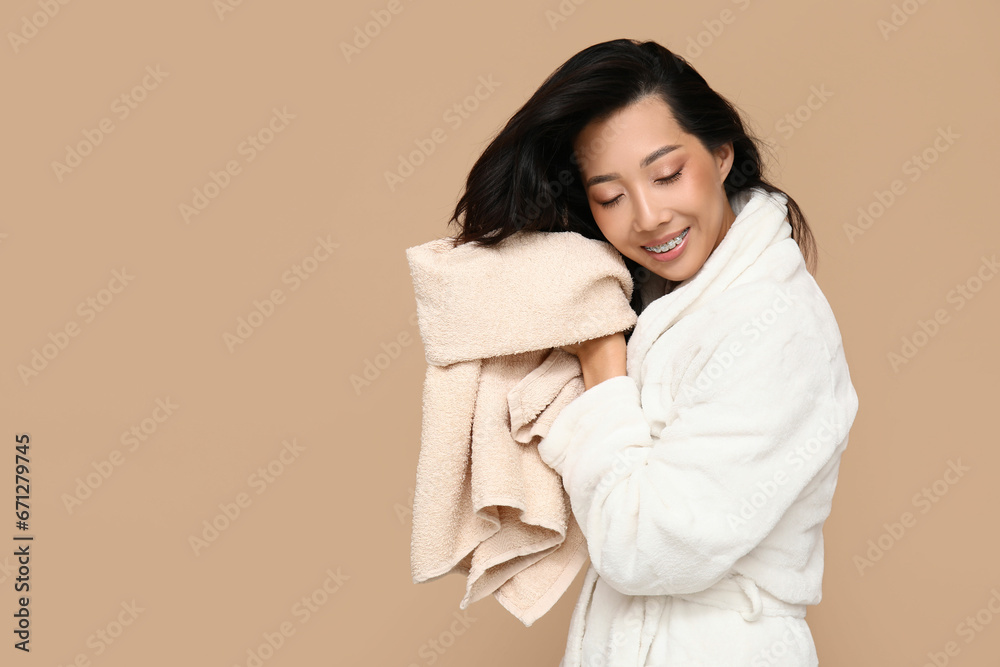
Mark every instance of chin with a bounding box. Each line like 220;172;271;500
659;266;693;282
647;253;702;283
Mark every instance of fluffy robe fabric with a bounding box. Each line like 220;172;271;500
405;230;638;627
537;187;860;666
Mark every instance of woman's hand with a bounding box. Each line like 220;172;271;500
560;331;627;390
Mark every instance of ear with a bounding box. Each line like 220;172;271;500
713;141;735;182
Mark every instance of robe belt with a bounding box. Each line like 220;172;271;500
672;572;807;621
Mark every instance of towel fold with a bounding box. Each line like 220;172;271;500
405;229;638;626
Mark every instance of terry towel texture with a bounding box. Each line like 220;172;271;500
405;230;638;627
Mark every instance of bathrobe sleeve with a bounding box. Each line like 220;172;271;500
537;290;852;597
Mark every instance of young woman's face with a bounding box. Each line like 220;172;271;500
572;94;736;283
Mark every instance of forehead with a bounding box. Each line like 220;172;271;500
573;96;686;168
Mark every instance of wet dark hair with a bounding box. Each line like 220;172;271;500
446;38;817;318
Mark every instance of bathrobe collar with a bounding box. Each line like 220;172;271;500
626;186;792;384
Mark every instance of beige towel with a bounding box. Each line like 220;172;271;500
405;229;638;626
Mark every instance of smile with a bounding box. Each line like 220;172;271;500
643;227;689;253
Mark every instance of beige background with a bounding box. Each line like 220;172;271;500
2;0;997;664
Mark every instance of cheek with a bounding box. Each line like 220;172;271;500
593;216;633;255
592;210;615;238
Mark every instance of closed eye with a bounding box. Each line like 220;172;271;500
597;169;684;209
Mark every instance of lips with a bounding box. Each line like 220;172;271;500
642;227;690;250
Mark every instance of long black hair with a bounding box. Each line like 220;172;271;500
446;38;817;316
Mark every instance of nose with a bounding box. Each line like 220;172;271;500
632;184;670;232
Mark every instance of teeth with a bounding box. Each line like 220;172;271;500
644;228;688;253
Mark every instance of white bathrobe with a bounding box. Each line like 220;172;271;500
537;186;860;666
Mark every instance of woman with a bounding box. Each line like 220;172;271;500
447;38;858;666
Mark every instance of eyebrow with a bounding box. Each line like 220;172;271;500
583;144;683;189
